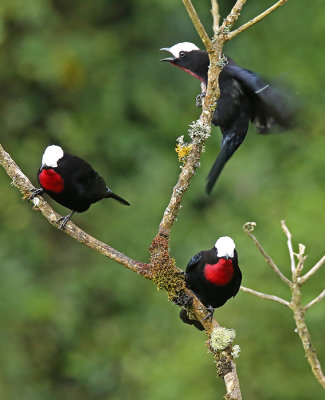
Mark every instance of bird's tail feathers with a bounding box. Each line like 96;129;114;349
106;188;130;206
206;134;243;194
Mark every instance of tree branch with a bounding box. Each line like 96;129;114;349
300;255;325;284
158;122;210;238
240;286;290;307
219;0;247;34
281;220;296;275
304;289;325;312
243;221;325;389
226;0;289;41
211;0;220;34
181;0;212;50
291;285;325;389
296;243;307;277
243;222;291;286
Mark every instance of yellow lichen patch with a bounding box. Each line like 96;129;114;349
175;143;193;164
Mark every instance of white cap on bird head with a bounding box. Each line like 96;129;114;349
42;145;64;168
162;42;200;58
215;236;236;258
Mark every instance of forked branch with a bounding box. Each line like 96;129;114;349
243;221;325;389
219;0;247;34
243;222;291;286
227;0;290;40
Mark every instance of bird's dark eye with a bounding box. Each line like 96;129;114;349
179;51;186;58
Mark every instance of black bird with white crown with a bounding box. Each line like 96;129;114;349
180;236;242;331
160;42;296;194
29;145;130;229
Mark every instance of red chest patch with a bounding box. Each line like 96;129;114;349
204;259;234;286
39;169;64;193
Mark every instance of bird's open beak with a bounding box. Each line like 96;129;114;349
160;57;175;62
160;47;175;62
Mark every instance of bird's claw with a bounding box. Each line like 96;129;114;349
56;211;75;230
174;292;193;307
57;215;70;230
200;305;214;322
196;92;206;107
27;188;43;201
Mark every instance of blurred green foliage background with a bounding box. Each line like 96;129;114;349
0;1;324;399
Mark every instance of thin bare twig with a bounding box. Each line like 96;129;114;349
219;0;247;34
304;290;325;311
182;0;212;50
244;220;325;389
281;220;296;275
296;243;307;276
240;286;290;307
243;222;291;286
301;255;325;284
227;0;289;40
211;0;220;34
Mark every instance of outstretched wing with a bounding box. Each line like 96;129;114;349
226;61;296;133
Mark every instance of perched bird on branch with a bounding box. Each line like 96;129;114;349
161;42;296;194
180;236;242;331
29;145;130;229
